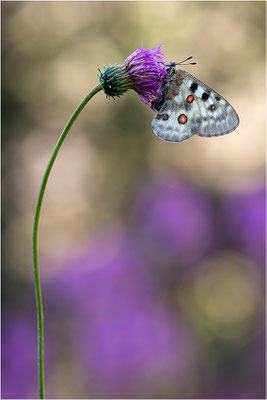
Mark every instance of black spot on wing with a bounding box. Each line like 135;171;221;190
208;104;216;111
190;82;198;92
202;92;210;101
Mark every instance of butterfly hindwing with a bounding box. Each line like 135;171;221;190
151;80;198;142
151;67;239;142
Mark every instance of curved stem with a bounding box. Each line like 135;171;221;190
32;82;103;399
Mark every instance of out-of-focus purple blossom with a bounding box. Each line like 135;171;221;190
221;186;265;269
2;314;38;399
99;45;167;109
46;228;198;397
2;311;54;399
132;177;216;267
79;303;197;397
46;229;154;316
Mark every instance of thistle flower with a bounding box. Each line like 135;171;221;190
99;44;168;109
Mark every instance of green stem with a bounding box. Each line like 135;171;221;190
32;82;103;399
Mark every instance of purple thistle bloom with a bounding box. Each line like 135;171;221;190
122;45;168;107
99;44;167;109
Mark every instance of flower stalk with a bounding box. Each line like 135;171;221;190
32;83;103;399
33;44;168;399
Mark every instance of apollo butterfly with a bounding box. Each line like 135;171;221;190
151;58;239;142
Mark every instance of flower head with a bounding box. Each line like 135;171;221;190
99;45;168;109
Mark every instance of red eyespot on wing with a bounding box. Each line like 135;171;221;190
163;114;169;120
178;114;187;124
186;95;194;103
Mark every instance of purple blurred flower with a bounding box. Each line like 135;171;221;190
132;177;216;267
2;312;54;399
79;303;196;398
46;228;198;397
99;45;167;108
46;229;154;315
221;186;265;269
2;314;38;399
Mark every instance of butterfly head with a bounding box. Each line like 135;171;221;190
166;62;177;70
166;57;196;80
166;62;178;81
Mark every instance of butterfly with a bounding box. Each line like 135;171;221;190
151;58;239;142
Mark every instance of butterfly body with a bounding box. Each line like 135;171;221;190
151;64;239;142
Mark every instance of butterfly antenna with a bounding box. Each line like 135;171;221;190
176;56;196;66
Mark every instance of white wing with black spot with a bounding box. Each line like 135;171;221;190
181;70;239;138
151;68;239;143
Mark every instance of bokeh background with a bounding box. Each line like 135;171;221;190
2;1;265;399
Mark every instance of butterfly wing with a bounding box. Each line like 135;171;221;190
152;69;239;142
152;80;198;142
180;70;239;138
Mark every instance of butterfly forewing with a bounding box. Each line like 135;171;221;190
152;68;239;142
